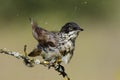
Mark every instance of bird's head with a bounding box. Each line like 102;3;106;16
60;22;83;40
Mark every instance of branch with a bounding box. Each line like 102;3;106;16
0;45;70;80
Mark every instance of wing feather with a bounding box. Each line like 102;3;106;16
30;18;57;47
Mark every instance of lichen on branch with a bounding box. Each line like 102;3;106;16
0;45;70;80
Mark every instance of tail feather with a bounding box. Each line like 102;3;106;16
29;17;38;29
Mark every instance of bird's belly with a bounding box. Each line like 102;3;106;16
40;47;61;61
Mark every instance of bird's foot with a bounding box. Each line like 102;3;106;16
56;58;62;64
47;58;62;69
23;58;34;67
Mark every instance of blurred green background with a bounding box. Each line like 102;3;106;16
0;0;120;80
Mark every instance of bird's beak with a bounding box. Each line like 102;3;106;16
80;28;84;31
77;27;84;31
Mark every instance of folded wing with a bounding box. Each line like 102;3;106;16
29;18;57;47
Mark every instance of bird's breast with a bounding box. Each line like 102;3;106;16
58;40;74;56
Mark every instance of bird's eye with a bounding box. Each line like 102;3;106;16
73;27;77;30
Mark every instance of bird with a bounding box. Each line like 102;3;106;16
28;18;83;66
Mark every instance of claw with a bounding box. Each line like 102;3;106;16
23;58;34;67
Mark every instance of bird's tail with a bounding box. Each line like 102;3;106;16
29;17;38;29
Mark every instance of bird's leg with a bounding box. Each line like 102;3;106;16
23;45;50;67
24;45;28;57
54;64;70;80
40;60;70;80
23;45;34;67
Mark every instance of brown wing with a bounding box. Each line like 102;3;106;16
30;18;57;47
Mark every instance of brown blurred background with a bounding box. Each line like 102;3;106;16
0;0;120;80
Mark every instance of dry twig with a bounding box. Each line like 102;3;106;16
0;45;70;80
